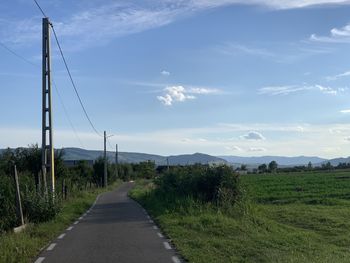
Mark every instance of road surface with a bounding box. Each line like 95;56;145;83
34;182;182;263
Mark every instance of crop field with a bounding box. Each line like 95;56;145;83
243;170;350;205
131;170;350;263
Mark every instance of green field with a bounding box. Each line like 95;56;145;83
130;170;350;263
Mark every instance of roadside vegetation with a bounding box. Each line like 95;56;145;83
0;185;119;263
0;145;123;263
130;166;350;263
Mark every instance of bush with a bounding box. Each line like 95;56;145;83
155;165;242;206
0;174;16;232
22;191;61;223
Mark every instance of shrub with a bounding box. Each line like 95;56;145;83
22;191;61;223
155;165;242;206
0;174;16;232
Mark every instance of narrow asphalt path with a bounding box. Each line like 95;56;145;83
34;182;182;263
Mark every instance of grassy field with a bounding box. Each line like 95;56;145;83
0;182;120;263
130;170;350;263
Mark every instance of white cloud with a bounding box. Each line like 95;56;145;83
345;136;350;141
326;71;350;81
161;70;170;76
315;84;338;95
225;145;242;151
259;84;343;96
157;94;173;106
340;109;350;113
258;85;313;96
157;85;220;106
4;122;350;158
4;0;350;50
187;87;221;94
240;131;265;140
248;147;266;152
190;0;350;10
310;23;350;43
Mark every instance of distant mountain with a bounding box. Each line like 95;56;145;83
0;147;333;167
218;155;327;166
167;153;227;165
61;147;166;164
61;148;227;166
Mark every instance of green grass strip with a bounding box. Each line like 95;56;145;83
0;182;121;263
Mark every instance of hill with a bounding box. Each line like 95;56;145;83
61;148;226;165
218;155;327;166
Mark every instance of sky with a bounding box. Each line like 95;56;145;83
2;0;350;158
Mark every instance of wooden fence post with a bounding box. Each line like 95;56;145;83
13;165;24;226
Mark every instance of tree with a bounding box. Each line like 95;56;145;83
74;160;93;188
93;157;104;186
307;161;313;170
240;164;247;171
322;161;333;171
134;161;156;179
268;161;278;173
258;163;267;173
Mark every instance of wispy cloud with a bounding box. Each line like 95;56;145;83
310;23;350;43
157;85;221;106
217;43;274;58
340;109;350;113
248;147;266;152
326;70;350;81
259;85;313;96
259;84;344;96
189;0;350;10
225;145;242;151
4;0;350;50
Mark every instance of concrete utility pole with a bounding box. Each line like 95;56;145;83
103;132;114;187
104;131;107;187
41;17;55;197
115;144;118;178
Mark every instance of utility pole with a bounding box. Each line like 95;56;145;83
104;131;107;187
115;144;118;178
41;17;55;197
103;132;114;187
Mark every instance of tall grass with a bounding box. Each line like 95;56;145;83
130;169;350;263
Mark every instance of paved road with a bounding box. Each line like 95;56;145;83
34;183;182;263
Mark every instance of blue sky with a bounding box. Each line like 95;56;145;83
2;0;350;158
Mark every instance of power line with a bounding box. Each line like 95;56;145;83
51;25;103;137
33;0;103;140
52;79;85;149
106;137;115;151
0;39;86;149
0;41;38;68
33;0;47;18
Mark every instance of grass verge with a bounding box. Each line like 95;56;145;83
0;181;121;263
130;174;350;263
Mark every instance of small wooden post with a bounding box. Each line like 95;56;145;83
64;184;67;200
13;165;24;226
